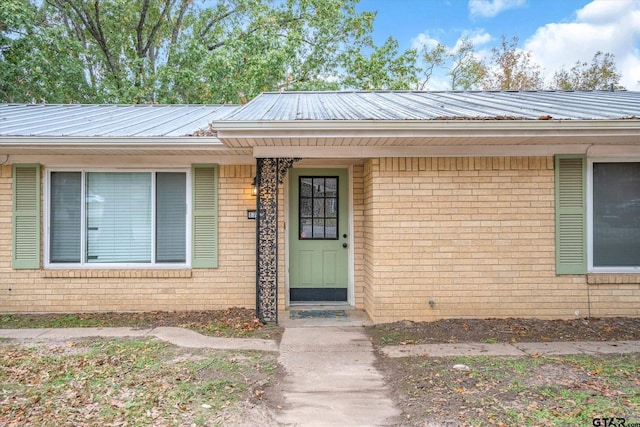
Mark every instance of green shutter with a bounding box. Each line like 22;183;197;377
555;155;586;274
12;164;41;269
191;165;218;268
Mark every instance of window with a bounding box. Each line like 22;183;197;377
47;170;188;266
299;176;339;239
590;161;640;270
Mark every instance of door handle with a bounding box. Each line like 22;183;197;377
342;243;348;248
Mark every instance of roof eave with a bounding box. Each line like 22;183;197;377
214;119;640;139
0;136;228;154
213;118;640;135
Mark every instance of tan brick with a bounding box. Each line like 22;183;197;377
361;157;639;322
2;158;638;320
0;165;259;313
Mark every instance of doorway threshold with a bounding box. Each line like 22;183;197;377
280;304;372;327
289;301;350;308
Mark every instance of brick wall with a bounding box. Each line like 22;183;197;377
361;157;640;322
352;165;365;308
0;164;259;313
362;160;377;317
2;159;638;321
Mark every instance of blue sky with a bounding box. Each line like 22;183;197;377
356;0;640;90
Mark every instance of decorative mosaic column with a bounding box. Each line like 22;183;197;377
256;158;299;323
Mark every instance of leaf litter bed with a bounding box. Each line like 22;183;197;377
366;317;640;346
0;307;282;341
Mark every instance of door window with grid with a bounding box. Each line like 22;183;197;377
298;176;339;240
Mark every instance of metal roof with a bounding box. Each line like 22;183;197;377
0;103;239;137
220;91;640;122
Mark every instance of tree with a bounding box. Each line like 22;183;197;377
2;0;382;104
342;37;419;90
2;2;628;104
44;0;229;103
0;0;92;102
418;42;446;90
448;37;486;90
552;51;623;90
483;35;543;90
164;0;380;103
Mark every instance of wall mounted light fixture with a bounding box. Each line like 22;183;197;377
251;177;257;196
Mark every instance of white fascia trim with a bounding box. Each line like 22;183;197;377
254;144;640;159
215;119;640;139
0;136;226;150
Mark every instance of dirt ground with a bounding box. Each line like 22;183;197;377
366;317;640;426
0;337;282;427
366;316;640;345
376;351;640;426
0;307;283;341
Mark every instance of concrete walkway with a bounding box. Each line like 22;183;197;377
0;326;278;352
380;340;640;358
3;326;637;358
275;326;401;426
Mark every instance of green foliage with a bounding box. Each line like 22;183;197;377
342;37;419;90
448;37;486;90
552;51;623;90
0;0;35;34
0;0;92;102
1;0;393;104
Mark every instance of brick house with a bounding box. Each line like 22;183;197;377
1;91;639;323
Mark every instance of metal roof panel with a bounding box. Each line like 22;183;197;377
220;91;640;122
0;104;239;137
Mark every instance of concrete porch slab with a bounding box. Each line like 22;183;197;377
279;306;373;328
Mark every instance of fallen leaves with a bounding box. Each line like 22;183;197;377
0;338;278;426
0;307;275;340
379;353;640;427
367;317;640;346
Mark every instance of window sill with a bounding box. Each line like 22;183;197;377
43;269;192;279
587;274;640;285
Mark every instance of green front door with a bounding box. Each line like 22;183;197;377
289;168;349;302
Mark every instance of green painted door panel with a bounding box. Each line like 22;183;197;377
289;168;349;300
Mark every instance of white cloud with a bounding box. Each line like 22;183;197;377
525;0;640;89
449;31;493;60
411;33;441;51
412;30;491;53
428;75;452;91
468;0;526;18
468;31;493;47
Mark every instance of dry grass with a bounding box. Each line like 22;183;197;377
0;338;279;426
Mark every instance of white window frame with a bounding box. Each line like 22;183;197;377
44;168;192;269
587;157;640;273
